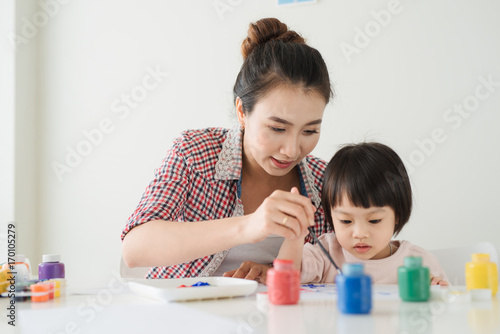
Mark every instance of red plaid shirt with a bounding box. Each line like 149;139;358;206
121;126;332;278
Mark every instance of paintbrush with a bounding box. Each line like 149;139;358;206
308;226;342;276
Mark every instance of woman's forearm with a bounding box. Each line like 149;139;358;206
122;217;249;268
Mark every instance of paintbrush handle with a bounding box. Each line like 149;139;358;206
308;227;342;275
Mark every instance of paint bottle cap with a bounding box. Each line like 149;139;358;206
342;263;364;276
256;291;268;303
14;254;26;263
471;253;490;263
470;289;492;301
42;254;61;263
404;256;423;268
273;259;294;270
14;254;32;273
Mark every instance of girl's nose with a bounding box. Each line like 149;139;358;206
353;224;369;239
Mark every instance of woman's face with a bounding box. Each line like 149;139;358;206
239;86;326;177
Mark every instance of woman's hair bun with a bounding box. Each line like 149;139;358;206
241;17;306;59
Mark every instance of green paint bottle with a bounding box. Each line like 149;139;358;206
398;256;430;302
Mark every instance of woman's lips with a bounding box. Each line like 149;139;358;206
354;244;371;254
271;157;294;169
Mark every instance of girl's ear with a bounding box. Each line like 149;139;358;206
235;97;246;129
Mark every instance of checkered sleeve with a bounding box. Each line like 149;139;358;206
303;155;333;244
121;135;190;240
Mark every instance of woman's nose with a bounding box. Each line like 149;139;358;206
280;135;300;158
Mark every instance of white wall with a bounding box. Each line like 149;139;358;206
0;0;15;264
11;0;500;288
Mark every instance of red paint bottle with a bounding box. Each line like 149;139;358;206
266;259;300;305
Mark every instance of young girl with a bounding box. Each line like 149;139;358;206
278;142;449;285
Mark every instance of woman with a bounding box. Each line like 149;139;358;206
121;17;333;283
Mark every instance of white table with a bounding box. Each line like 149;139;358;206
2;283;499;334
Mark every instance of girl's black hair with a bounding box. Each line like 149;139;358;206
321;142;412;236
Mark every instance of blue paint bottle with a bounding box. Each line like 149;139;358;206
336;263;372;314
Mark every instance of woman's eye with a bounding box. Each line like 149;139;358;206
270;127;285;133
304;130;319;135
369;219;382;224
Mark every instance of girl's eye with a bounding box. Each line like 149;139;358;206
339;220;352;224
270;127;285;133
369;219;382;224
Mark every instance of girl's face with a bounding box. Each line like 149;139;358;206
331;195;396;260
238;86;326;177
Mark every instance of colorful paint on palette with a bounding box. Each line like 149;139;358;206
176;281;211;288
301;283;327;289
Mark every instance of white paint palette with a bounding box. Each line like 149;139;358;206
127;277;258;302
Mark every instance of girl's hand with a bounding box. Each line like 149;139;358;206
223;261;272;284
431;275;449;286
242;187;316;243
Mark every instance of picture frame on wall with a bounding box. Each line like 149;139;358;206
277;0;317;7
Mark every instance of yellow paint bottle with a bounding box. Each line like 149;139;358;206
0;267;13;293
48;278;64;298
465;253;498;297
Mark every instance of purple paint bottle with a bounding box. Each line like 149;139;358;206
38;254;65;280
